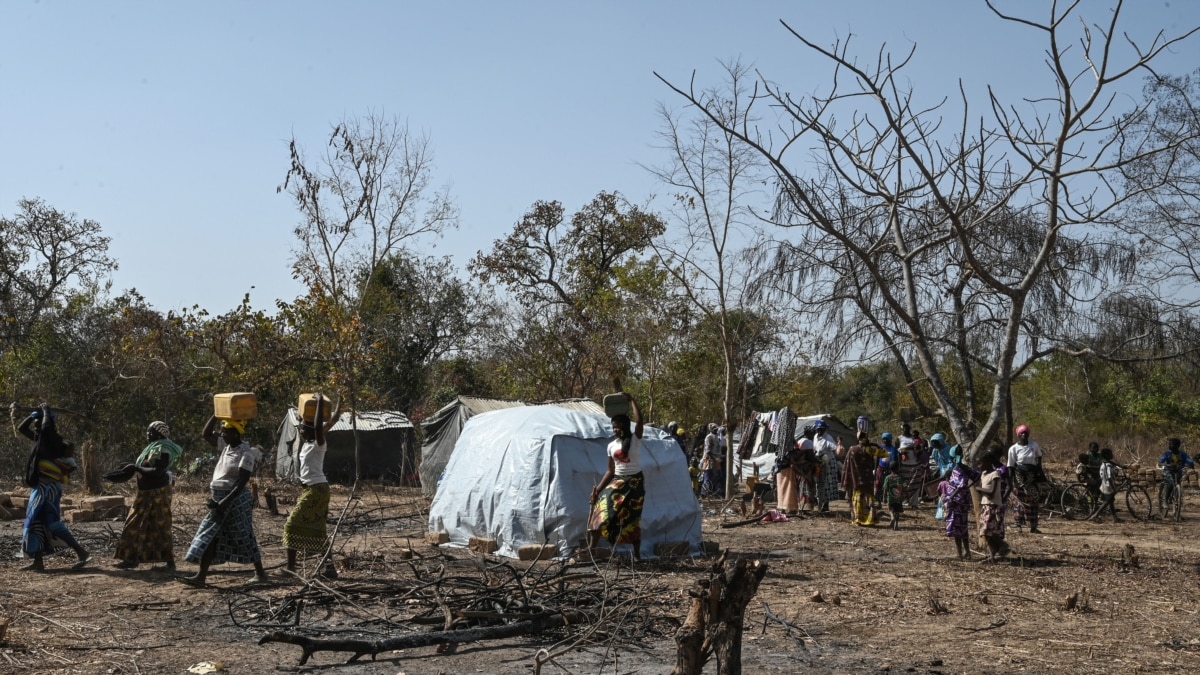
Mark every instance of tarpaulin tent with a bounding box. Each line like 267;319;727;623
276;409;418;484
427;405;702;560
418;396;604;497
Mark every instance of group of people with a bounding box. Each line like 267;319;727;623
771;418;844;515
761;421;1035;562
16;394;344;585
1073;437;1195;521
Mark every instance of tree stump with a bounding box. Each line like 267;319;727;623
80;440;103;495
672;551;768;675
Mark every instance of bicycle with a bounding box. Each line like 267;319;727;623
1011;469;1080;521
1059;482;1097;521
1158;466;1184;522
1105;470;1153;521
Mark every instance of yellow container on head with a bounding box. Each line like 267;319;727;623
298;393;331;423
214;392;257;420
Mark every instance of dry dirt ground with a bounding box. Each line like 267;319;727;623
2;474;1200;675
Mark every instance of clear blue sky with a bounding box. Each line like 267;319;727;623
2;1;1196;314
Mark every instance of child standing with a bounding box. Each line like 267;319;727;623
943;446;980;560
1096;447;1121;523
882;463;905;530
974;450;1012;562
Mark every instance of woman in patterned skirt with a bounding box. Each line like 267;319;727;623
179;413;268;587
114;420;183;570
587;393;646;561
942;444;980;560
283;393;342;578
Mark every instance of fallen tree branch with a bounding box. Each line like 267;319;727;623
260;610;587;665
762;601;815;648
956;618;1007;632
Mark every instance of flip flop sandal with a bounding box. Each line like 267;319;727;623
176;576;208;588
71;556;92;570
243;575;271;587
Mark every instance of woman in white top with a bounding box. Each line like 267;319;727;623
587;393;646;561
180;414;267;587
1006;424;1044;533
283;393;342;578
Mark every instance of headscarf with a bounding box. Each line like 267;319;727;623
221;418;247;435
136;438;184;471
148;420;170;438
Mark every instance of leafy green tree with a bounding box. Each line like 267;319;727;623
470;192;666;400
0;198;116;352
355;253;493;417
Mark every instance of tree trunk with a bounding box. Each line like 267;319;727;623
672;553;769;675
80;440;103;495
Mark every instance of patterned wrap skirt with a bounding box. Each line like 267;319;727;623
816;457;842;504
589;473;646;547
185;488;261;565
944;500;971;538
282;482;331;554
114;485;175;563
979;503;1006;539
22;480;82;556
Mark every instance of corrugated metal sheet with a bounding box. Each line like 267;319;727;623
458;396;604;416
459;396;528;416
286;408;413;431
539;398;605;414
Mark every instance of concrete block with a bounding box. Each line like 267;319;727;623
654;541;691;558
425;531;449;546
577;547;611;561
60;497;74;507
64;510;97;523
85;496;126;511
518;544;558;561
701;540;720;556
10;497;27;510
468;537;498;554
0;493;11;508
395;548;414;560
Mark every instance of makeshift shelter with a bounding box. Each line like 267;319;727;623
418;396;604;496
428;405;702;560
275;409;418;485
739;412;857;479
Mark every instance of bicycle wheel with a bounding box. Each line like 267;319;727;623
1060;484;1094;520
1166;483;1182;522
1125;485;1153;521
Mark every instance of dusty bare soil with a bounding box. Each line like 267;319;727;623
3;475;1200;675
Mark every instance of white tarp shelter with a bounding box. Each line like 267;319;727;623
428;405;702;560
418;396;604;497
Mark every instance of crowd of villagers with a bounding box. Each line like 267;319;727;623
15;390;657;574
735;409;1097;563
13;394;345;583
18;392;1185;572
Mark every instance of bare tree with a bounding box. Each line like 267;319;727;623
646;60;770;492
281;113;457;301
657;1;1200;459
280;113;457;479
